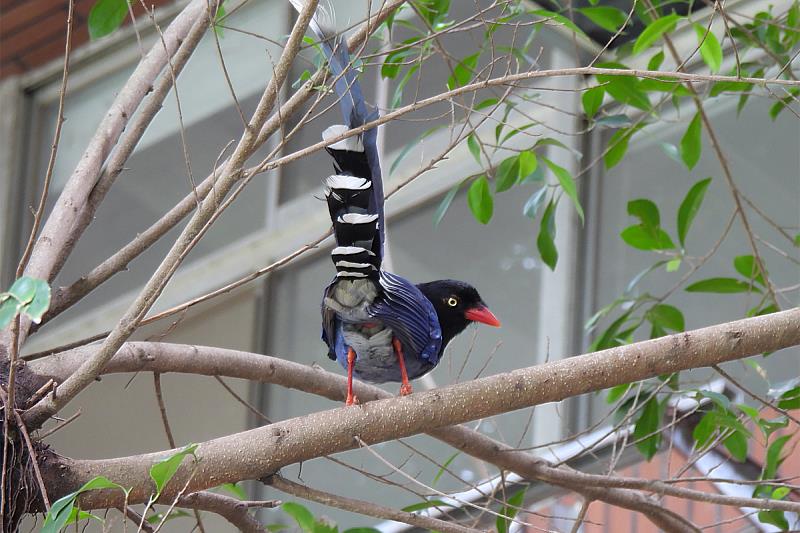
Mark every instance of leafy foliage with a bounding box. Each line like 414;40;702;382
280;501;381;533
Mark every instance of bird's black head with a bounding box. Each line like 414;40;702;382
417;279;500;349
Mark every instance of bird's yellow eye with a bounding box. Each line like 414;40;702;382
447;297;458;307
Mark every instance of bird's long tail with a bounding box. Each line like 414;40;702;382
289;0;385;279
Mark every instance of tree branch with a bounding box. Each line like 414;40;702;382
31;307;800;526
176;492;278;533
266;474;484;533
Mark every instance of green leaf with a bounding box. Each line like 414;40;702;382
434;183;461;226
758;509;789;530
698;390;731;411
0;298;22;330
595;114;633;129
694;24;722;72
734;255;766;286
381;37;419;79
530;9;588;37
390;64;419;108
679;113;702;169
402;499;452;512
217;482;247;500
88;0;129;40
769;88;800;120
78;476;125;493
647;304;685;332
633;14;682;55
517;151;538;180
42;476;125;533
604;126;639;169
495;157;520;193
596;62;651;111
710;80;753;97
8;276;36;303
677;177;711;247
620;226;675;250
591;309;635;351
523;187;548;219
666;258;681;272
633;396;664;460
648;50;665;70
213;2;227;37
446;52;479;90
764;434;791;479
149;443;198;496
777;386;800;410
606;383;632;404
496;487;527;533
723;430;748;462
693;411;717;449
467;176;493;224
475;97;499;110
582;86;604;118
42;493;79;533
282;502;315;533
433;452;460;486
686;277;761;293
628;199;660;229
541;157;584;223
537;199;558;270
577;6;628;32
24;282;51;324
466;134;481;164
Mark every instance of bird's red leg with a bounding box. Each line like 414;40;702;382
346;347;359;406
392;338;413;396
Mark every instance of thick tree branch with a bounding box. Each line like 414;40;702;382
31;308;800;525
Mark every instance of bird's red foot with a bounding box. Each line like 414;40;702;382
346;393;360;406
399;383;413;396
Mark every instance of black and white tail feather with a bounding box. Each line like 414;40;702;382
289;0;385;279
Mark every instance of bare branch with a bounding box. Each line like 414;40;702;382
176;492;277;533
267;474;484;533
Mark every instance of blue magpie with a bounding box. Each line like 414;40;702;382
291;0;500;405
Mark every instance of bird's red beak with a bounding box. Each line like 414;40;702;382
464;306;501;327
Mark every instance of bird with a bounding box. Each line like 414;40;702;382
290;0;500;405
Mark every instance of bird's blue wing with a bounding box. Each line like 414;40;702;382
369;271;442;365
